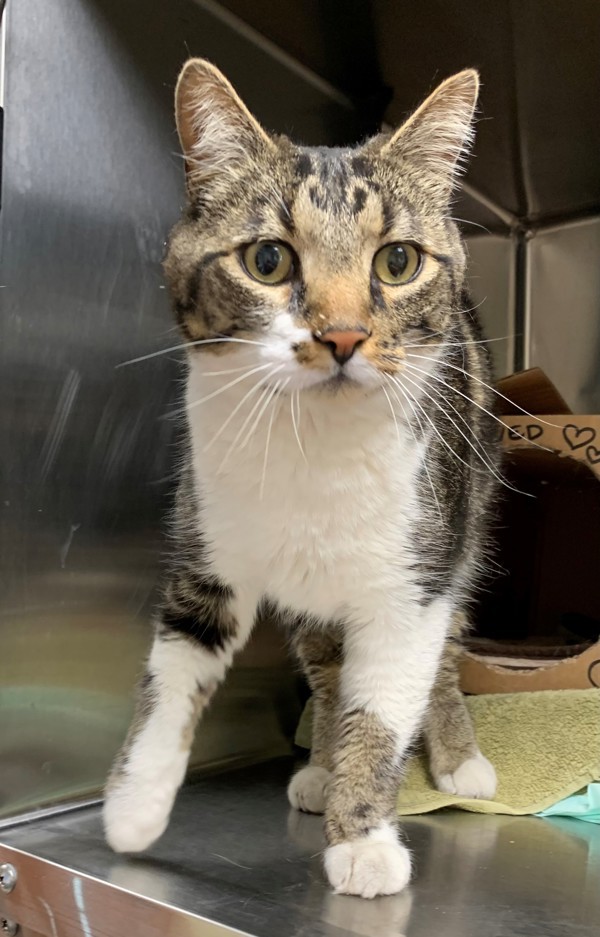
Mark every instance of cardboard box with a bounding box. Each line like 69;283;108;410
461;641;600;693
459;369;600;694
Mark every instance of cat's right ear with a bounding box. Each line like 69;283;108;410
175;59;274;188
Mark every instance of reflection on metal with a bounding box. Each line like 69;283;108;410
0;845;244;937
1;760;599;937
0;801;101;835
1;0;183;819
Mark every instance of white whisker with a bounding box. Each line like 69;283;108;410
404;360;531;447
405;352;561;428
401;368;527;496
260;379;289;501
403;334;512;350
383;376;444;524
117;336;269;368
203;368;280;452
202;362;267;377
217;383;274;475
240;378;284;451
404;362;499;463
291;389;308;464
187;363;275;412
380;383;401;444
448;216;491;234
389;375;472;473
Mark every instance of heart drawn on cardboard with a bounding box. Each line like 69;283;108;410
563;424;596;450
586;445;600;466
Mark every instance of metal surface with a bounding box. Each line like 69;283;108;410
465;235;516;379
1;759;599;937
528;217;600;412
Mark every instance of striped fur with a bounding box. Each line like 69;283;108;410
104;60;499;897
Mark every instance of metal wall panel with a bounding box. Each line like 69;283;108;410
466;235;515;380
527;218;600;412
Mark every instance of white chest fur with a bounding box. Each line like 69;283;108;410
186;354;425;623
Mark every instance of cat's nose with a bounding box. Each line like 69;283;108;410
313;328;370;365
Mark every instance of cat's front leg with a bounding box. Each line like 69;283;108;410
323;596;450;898
103;579;256;854
287;627;341;815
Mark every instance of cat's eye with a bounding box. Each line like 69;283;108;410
242;241;293;284
373;243;422;285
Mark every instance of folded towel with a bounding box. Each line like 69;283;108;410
295;689;600;816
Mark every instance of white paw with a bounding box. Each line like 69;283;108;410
287;765;330;814
103;778;176;853
324;827;412;899
435;750;497;799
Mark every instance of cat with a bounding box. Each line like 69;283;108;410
103;58;500;898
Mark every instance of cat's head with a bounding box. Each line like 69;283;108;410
164;59;479;392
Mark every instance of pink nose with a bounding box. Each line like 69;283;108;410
314;328;370;365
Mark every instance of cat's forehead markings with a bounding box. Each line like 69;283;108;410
290;148;379;221
293;147;359;184
287;147;432;248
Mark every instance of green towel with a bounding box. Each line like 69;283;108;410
295;689;600;816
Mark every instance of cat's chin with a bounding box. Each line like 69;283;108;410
321;372;354;391
310;372;376;396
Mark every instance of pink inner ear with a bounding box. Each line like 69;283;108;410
175;58;273;180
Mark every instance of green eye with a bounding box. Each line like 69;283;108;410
373;243;422;285
243;241;293;284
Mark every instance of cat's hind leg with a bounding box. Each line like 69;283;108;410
287;627;341;815
424;628;497;799
103;579;256;853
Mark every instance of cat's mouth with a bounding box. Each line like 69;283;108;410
308;359;382;395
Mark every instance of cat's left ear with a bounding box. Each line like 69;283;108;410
175;58;275;187
380;70;479;202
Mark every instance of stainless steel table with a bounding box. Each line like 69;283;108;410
1;758;598;936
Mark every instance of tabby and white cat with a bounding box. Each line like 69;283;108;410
104;59;499;898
